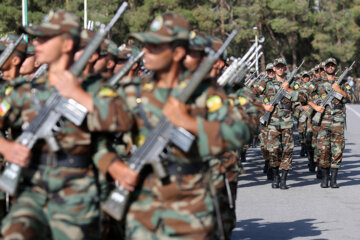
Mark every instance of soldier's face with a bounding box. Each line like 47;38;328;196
143;43;173;71
325;63;336;74
33;35;64;64
184;49;202;72
19;55;36;75
266;69;275;78
274;64;286;77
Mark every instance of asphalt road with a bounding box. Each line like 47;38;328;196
233;104;360;240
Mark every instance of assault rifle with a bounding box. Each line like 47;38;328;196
0;2;129;196
102;30;238;221
246;72;266;87
312;61;355;125
260;60;305;126
108;51;144;87
299;69;342;122
0;34;25;69
217;43;262;86
29;64;48;83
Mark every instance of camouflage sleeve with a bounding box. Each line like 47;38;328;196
254;78;267;96
92;132;133;174
343;83;356;103
87;87;134;133
0;85;29;130
290;89;299;102
196;87;252;156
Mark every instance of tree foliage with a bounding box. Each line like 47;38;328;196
1;0;360;72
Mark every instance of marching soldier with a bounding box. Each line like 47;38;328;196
256;58;298;189
104;13;252;238
0;10;133;239
302;58;355;188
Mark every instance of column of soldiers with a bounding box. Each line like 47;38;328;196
0;8;357;240
0;9;266;240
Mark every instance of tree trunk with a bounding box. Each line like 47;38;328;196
265;23;285;59
291;14;297;70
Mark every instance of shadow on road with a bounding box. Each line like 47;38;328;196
238;145;360;189
232;218;326;240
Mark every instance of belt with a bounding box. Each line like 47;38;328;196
36;151;91;168
165;162;208;175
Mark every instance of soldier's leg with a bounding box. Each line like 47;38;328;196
329;125;345;188
259;126;271;178
279;127;294;190
2;190;50;239
298;121;307;157
317;125;331;188
267;125;281;188
306;119;316;172
126;173;216;239
312;125;322;179
47;169;101;240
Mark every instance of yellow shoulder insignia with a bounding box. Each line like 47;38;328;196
0;100;11;117
143;82;154;91
264;97;269;103
321;93;327;99
346;85;351;90
35;77;46;84
5;86;13;96
238;96;248;106
98;86;118;97
294;84;299;90
179;81;188;89
228;98;234;107
135;134;146;147
206;95;223;112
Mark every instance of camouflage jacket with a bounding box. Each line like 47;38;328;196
256;76;298;128
95;71;252;171
227;86;264;136
300;76;355;126
0;71;133;158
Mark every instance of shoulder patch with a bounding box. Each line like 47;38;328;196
179;81;188;89
0;100;11;117
98;86;118;97
309;84;315;90
258;86;265;92
5;86;13;96
238;96;248;106
206;95;223;113
143;82;154;91
346;85;351;90
294;84;299;90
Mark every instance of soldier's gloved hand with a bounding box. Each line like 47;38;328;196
263;104;274;112
108;160;139;191
3;141;31;167
314;105;325;113
163;97;198;135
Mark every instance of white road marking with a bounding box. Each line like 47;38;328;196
347;105;360;119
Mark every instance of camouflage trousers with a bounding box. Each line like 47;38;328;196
266;125;294;170
259;125;269;161
299;117;313;150
209;152;239;240
316;123;345;169
311;124;320;163
1;165;101;240
125;168;216;240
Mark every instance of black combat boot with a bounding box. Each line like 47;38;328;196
330;168;339;188
307;151;315;172
240;150;247;162
280;170;289;190
263;160;269;174
271;167;280;189
316;163;322;179
320;167;329;188
300;144;307;157
267;166;273;180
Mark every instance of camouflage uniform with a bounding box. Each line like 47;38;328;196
256;58;298;189
300;58;356;188
0;10;133;240
107;14;252;239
